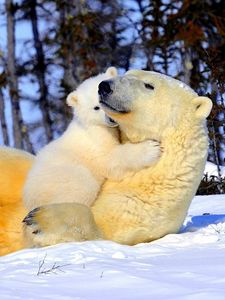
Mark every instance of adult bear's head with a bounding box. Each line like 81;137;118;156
98;70;212;142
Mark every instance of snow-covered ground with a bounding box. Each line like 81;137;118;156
1;194;225;300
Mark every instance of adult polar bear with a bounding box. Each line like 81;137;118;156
24;70;212;247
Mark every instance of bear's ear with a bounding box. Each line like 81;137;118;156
192;96;212;119
66;91;77;107
105;67;117;77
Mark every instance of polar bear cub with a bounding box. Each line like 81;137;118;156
23;67;160;211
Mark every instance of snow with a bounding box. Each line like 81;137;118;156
204;161;225;177
1;194;225;299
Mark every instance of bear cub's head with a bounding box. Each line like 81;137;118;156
67;67;118;128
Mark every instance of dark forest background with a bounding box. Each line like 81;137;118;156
0;0;225;194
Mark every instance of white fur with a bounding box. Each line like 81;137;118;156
92;70;212;245
23;68;161;211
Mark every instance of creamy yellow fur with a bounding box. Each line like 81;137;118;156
1;70;212;253
23;122;160;211
23;203;103;248
92;70;212;244
0;147;34;255
23;71;211;248
0;69;160;254
23;68;160;211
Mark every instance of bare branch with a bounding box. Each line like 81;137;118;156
0;88;9;145
37;254;71;276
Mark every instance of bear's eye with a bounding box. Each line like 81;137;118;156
94;106;100;110
144;83;154;90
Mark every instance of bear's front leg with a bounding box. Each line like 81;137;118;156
104;140;161;180
23;203;103;248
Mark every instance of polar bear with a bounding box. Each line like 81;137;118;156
23;70;212;247
23;67;160;212
0;147;34;255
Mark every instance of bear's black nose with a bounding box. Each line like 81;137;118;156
98;80;113;97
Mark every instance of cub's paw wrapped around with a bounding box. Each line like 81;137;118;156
23;203;103;248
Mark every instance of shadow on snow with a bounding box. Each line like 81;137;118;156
180;214;225;233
